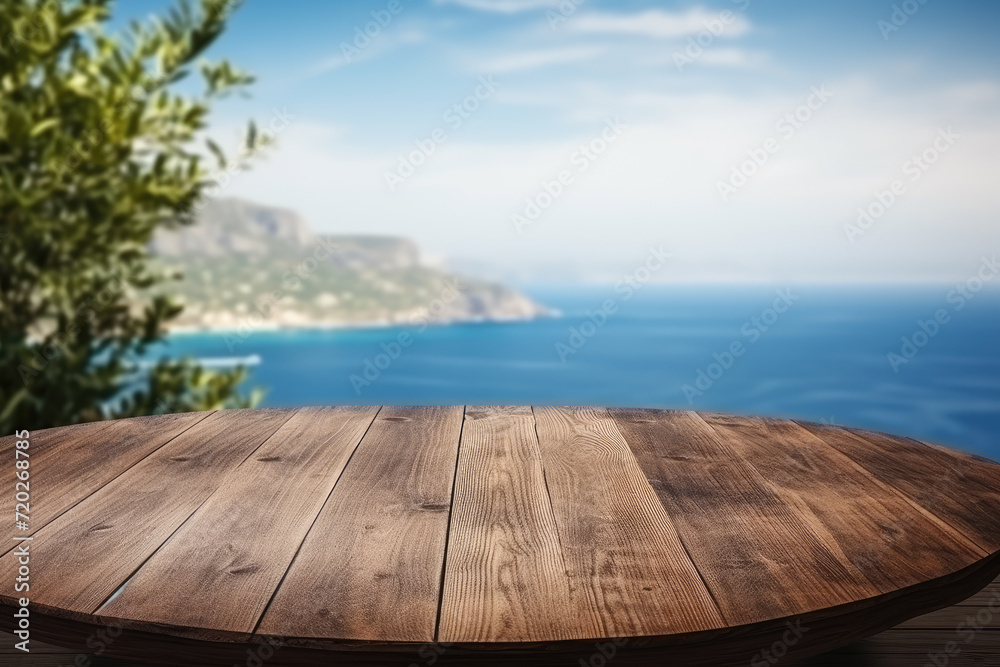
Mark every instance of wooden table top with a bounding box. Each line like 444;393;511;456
2;407;999;666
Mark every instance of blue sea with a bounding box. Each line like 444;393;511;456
155;285;1000;459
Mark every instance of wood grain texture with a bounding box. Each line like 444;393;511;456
438;406;584;643
609;408;882;626
0;409;294;616
7;581;1000;667
532;406;725;638
4;407;999;666
699;413;985;592
0;419;117;547
4;548;1000;667
95;407;380;641
0;418;115;458
796;420;1000;554
257;406;464;644
0;412;212;548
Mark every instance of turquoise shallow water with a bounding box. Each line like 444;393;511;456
152;284;1000;458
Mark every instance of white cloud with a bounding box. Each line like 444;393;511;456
225;79;1000;283
570;7;751;39
697;48;767;68
435;0;560;13
479;46;606;72
311;27;428;74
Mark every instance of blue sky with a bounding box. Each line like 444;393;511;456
115;0;1000;283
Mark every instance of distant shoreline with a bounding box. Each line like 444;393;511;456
166;310;559;337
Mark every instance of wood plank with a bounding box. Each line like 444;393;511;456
0;420;117;529
437;406;586;643
845;424;1000;471
95;407;380;641
894;594;1000;629
0;631;78;654
958;579;1000;607
0;418;115;458
3;407;999;665
0;409;295;616
796;421;1000;554
0;649;142;667
796;638;1000;667
610;408;881;626
1;412;213;548
0;632;148;667
531;406;725;638
257;406;463;644
697;413;984;594
813;629;1000;656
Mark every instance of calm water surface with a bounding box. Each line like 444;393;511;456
155;285;1000;458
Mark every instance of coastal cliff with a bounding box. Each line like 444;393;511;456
151;198;547;331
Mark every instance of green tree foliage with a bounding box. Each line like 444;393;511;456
0;0;266;433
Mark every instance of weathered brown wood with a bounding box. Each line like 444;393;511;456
4;548;999;667
1;412;212;549
0;418;115;459
2;407;998;666
699;414;985;591
95;407;380;641
796;420;1000;553
0;557;998;667
845;423;1000;472
0;419;117;547
6;576;1000;665
257;406;463;644
609;408;883;626
438;406;585;643
532;406;725;637
0;409;294;617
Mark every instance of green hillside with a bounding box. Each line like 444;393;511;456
151;198;547;330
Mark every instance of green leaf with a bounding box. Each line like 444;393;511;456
29;118;60;137
0;0;263;435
